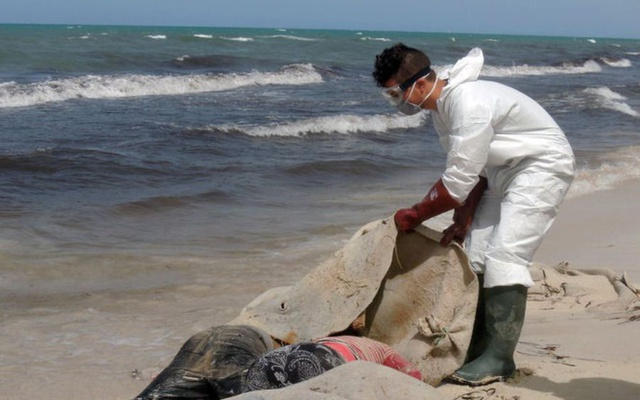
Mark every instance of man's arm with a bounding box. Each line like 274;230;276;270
394;178;460;232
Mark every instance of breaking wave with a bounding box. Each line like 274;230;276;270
481;59;603;77
263;35;320;42
220;36;254;42
198;113;427;137
480;57;631;78
583;87;639;118
601;57;632;68
569;146;640;199
359;36;392;42
0;64;322;108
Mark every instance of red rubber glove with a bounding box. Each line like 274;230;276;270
394;179;459;232
440;177;487;246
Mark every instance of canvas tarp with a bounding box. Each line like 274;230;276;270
229;217;478;385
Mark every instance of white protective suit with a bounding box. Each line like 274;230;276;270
432;48;575;288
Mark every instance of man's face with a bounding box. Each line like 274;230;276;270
380;66;431;107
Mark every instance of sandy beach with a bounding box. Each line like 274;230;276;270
2;179;639;400
437;179;640;400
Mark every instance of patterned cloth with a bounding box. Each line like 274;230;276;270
241;336;422;392
241;342;345;392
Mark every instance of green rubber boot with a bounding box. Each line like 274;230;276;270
449;284;528;386
464;274;486;363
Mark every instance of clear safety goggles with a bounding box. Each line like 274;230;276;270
381;66;432;106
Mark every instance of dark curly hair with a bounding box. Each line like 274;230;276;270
372;43;432;87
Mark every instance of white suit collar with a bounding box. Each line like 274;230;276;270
438;48;484;102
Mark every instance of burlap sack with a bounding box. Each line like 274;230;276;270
229;217;478;385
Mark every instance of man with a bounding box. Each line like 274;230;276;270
372;44;575;386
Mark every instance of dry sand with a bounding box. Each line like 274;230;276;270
1;180;639;400
436;180;640;400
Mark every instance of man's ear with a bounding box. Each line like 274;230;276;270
414;78;429;93
416;78;433;90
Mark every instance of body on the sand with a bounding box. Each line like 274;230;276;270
241;335;422;392
133;325;275;400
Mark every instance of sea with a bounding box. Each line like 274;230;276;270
2;23;640;399
1;24;640;299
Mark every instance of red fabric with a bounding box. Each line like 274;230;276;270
316;336;422;381
382;352;423;380
321;341;357;362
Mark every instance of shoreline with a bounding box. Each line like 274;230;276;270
536;177;640;284
1;179;639;400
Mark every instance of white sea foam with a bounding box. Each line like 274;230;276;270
360;37;391;42
584;87;639;117
220;36;254;42
601;57;632;67
264;35;319;42
145;35;166;40
209;113;427;137
193;34;213;39
480;59;602;78
569;146;640;199
0;64;322;108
